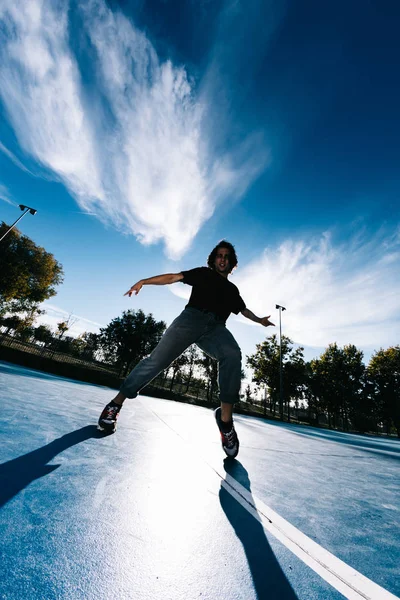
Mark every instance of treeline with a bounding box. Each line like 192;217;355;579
247;335;400;437
1;221;399;435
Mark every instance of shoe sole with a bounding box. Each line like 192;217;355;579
221;435;239;458
97;422;116;434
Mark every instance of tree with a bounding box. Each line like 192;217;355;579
56;335;76;355
368;346;400;437
98;309;166;375
68;336;88;358
0;312;40;341
56;314;78;341
350;370;380;434
304;359;326;425
313;343;365;430
247;334;306;419
56;321;69;340
198;352;219;403
79;332;101;361
244;384;253;405
0;314;23;335
0;223;64;313
57;321;69;340
15;325;35;342
282;346;307;421
168;353;189;391
247;335;280;415
182;345;200;393
33;324;54;347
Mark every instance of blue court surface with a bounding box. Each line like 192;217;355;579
1;361;399;600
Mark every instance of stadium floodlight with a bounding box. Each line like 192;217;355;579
0;204;38;242
19;204;38;216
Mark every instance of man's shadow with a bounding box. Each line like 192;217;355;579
0;426;105;508
220;460;298;600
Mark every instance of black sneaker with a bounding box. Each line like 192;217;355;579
97;401;122;433
214;407;239;458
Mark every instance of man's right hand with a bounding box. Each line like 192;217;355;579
124;281;143;297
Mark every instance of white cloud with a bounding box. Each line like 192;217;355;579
36;303;102;338
0;2;102;200
0;141;34;175
0;183;15;206
169;282;191;302
0;0;270;259
233;228;400;352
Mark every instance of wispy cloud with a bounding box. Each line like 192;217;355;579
0;183;16;206
0;0;270;258
0;141;34;175
37;303;102;338
234;227;400;351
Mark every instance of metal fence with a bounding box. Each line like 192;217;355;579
0;332;119;374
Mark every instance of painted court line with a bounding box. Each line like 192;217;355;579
143;400;399;600
215;469;399;600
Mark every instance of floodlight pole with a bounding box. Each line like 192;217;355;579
0;204;37;242
276;304;286;421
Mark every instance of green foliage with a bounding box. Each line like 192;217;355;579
245;384;253;405
55;336;76;354
0;223;64;311
304;359;326;422
1;311;44;340
246;334;306;417
168;353;189;390
350;371;380;434
78;332;101;361
33;324;54;347
367;346;400;436
283;345;307;403
198;351;218;402
0;314;23;334
181;345;200;392
15;325;35;342
56;321;69;339
246;334;280;405
98;309;166;375
308;343;365;429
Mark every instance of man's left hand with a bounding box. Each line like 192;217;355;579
260;316;275;327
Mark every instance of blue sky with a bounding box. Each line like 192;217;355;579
0;0;399;370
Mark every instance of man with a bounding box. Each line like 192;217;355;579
98;241;274;458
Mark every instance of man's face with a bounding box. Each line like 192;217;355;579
214;247;230;276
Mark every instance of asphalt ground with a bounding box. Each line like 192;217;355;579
1;361;399;600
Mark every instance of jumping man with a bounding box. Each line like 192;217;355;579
98;241;274;458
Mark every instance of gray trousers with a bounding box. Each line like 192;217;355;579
120;307;242;404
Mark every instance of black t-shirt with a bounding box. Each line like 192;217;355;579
181;267;246;322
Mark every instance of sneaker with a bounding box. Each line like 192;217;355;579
97;401;122;433
214;407;239;458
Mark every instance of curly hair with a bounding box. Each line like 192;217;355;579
207;240;238;273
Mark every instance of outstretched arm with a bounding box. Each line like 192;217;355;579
241;308;275;328
124;272;184;297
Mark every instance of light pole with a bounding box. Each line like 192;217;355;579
276;304;286;421
0;204;37;242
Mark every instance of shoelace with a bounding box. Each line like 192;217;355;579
104;404;119;419
223;428;237;448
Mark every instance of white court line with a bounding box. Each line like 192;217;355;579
142;400;399;600
217;470;399;600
